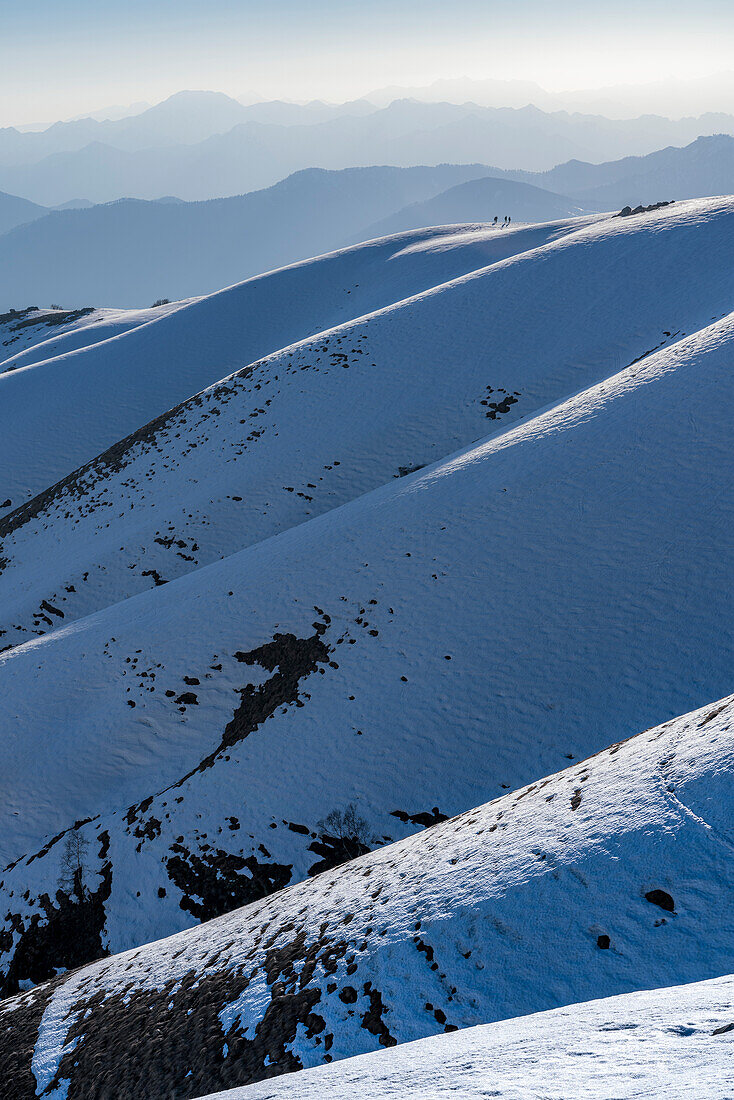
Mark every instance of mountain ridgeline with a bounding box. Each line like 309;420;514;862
0;124;732;310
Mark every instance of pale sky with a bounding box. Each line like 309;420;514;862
2;0;734;125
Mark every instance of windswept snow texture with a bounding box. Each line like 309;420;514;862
1;696;733;1097
199;974;734;1099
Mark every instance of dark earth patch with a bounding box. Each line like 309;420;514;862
391;806;448;828
360;983;397;1047
0;862;111;997
0;977;65;1099
308;834;372;877
166;846;292;922
175;623;332;784
645;889;675;912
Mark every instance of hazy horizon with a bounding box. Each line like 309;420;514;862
3;0;734;127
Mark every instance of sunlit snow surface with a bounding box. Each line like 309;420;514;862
0;297;190;374
199;974;734;1099
3;694;732;1096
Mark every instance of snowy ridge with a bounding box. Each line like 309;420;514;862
1;694;733;1097
197;974;734;1099
0;295;733;986
0;297;193;375
0;216;586;518
0;305;101;366
1;198;732;651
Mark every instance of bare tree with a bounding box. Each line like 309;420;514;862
59;829;89;899
318;804;376;855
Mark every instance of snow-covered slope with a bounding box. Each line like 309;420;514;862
1;197;733;1098
2;198;732;651
0;215;585;518
1;694;732;1097
198;974;734;1100
1;306;98;363
1;286;733;990
0;298;191;374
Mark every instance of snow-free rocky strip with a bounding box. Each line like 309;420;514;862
1;694;732;1097
196;973;734;1100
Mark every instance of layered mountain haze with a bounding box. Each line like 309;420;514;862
0;164;499;309
1;93;733;206
368;71;734;118
1;133;732;311
0;100;732;1095
0;91;358;169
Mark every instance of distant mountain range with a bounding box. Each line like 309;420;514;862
0;91;369;168
368;70;734;119
1;91;733;205
523;133;734;207
0;134;732;311
0;188;45;235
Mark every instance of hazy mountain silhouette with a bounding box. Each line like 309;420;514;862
529;134;734;206
0;189;46;234
1;95;732;205
360;175;591;240
2;132;733;310
0;91;378;173
0;164;495;308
